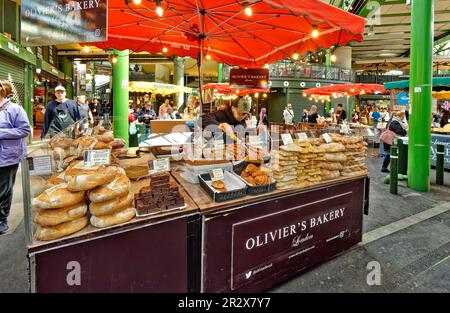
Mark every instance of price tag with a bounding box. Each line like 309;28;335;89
296;132;308;141
84;149;111;166
86;128;93;136
322;133;332;143
211;168;224;181
27;155;52;176
281;133;293;145
150;158;170;173
340;124;350;134
214;139;224;149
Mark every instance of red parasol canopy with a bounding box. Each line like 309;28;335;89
94;0;365;68
201;83;269;95
303;83;388;98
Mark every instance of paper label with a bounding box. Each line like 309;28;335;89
414;87;422;93
211;168;224;181
83;149;111;166
86;128;94;136
151;158;170;173
28;155;52;176
322;133;332;143
340;124;350;134
296;133;308;141
214;139;224;149
281;133;293;145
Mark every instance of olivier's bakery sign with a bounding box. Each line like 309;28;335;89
231;192;354;290
21;0;107;46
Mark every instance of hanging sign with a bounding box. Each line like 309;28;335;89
229;68;269;89
21;0;107;47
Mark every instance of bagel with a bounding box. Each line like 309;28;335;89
34;203;88;227
88;175;131;203
35;216;89;241
32;183;86;209
89;192;134;216
90;207;136;228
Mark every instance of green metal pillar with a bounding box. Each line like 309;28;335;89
60;57;73;99
407;0;434;192
112;49;129;148
217;63;223;83
24;64;34;143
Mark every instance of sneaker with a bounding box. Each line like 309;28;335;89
0;221;9;235
381;168;390;173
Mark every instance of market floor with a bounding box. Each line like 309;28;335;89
0;157;449;293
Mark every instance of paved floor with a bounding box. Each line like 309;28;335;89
0;155;449;293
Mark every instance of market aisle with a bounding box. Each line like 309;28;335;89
6;164;25;235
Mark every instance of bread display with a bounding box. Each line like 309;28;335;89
32;183;86;209
240;164;272;186
34;203;88;227
90;207;136;228
65;163;123;191
134;172;185;215
88;175;131;203
89;192;134;216
35;216;89;241
270;145;299;190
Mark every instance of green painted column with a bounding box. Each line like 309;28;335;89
407;0;434;192
24;64;34;143
112;49;129;148
217;63;223;83
60;57;73;99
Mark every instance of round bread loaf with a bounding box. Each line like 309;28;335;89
88;175;131;203
32;183;86;209
89;192;134;216
35;216;89;241
65;164;123;191
45;172;66;189
96;133;114;143
90;207;136;228
34;203;88;227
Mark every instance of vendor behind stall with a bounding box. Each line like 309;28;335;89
201;96;251;139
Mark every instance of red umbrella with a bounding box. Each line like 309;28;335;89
95;0;364;68
303;83;388;98
201;83;269;95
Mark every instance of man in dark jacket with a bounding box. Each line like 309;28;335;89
336;103;347;124
41;86;80;139
201;96;251;141
137;101;157;139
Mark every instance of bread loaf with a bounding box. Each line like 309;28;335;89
34;203;88;227
88;175;131;202
32;183;86;209
90;207;135;228
45;172;66;189
111;139;126;149
89;192;134;216
35;216;88;241
96;132;114;143
65;163;123;191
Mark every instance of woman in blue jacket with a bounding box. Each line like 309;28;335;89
0;80;31;234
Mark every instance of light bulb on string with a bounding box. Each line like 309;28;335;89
155;1;164;17
162;47;168;53
311;27;319;38
132;0;142;4
330;54;337;62
245;7;252;16
292;52;299;60
82;46;90;53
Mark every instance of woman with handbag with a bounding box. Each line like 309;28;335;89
380;112;407;173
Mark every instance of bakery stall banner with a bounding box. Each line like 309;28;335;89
21;0;107;47
229;68;269;90
231;192;354;290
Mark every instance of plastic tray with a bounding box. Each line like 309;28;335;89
198;171;247;202
232;162;277;195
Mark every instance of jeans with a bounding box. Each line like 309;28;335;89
0;164;19;222
382;143;391;170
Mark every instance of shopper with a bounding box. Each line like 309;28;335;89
336;103;347;124
257;107;269;150
137;101;157;139
257;107;269;127
307;105;319;124
41;86;80;139
370;106;381;127
351;110;359;123
89;98;101;117
441;110;449;128
102;102;111;122
76;96;94;124
380;112;407;173
159;99;172;119
301;108;308;122
0;80;31;235
283;103;295;125
432;111;441;128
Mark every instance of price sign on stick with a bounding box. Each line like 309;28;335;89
149;158;170;174
281;133;293;145
84;149;111;166
211;168;224;181
296;132;308;141
322;133;332;143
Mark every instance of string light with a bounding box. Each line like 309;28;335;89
111;56;118;64
263;93;267;98
264;63;269;69
245;7;252;16
330;54;337;62
311;26;319;38
292;52;299;60
82;46;90;53
155;0;163;17
206;54;212;60
132;0;142;4
162;47;168;53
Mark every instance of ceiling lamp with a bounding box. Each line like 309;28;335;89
311;26;319;38
155;0;164;17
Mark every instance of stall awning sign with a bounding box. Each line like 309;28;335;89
21;0;107;46
229;69;269;89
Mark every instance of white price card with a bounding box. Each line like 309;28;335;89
340;124;350;134
86;128;94;136
281;133;293;145
322;133;332;143
214;139;224;148
84;149;111;166
211;168;224;181
151;158;170;173
27;155;52;176
296;132;308;141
